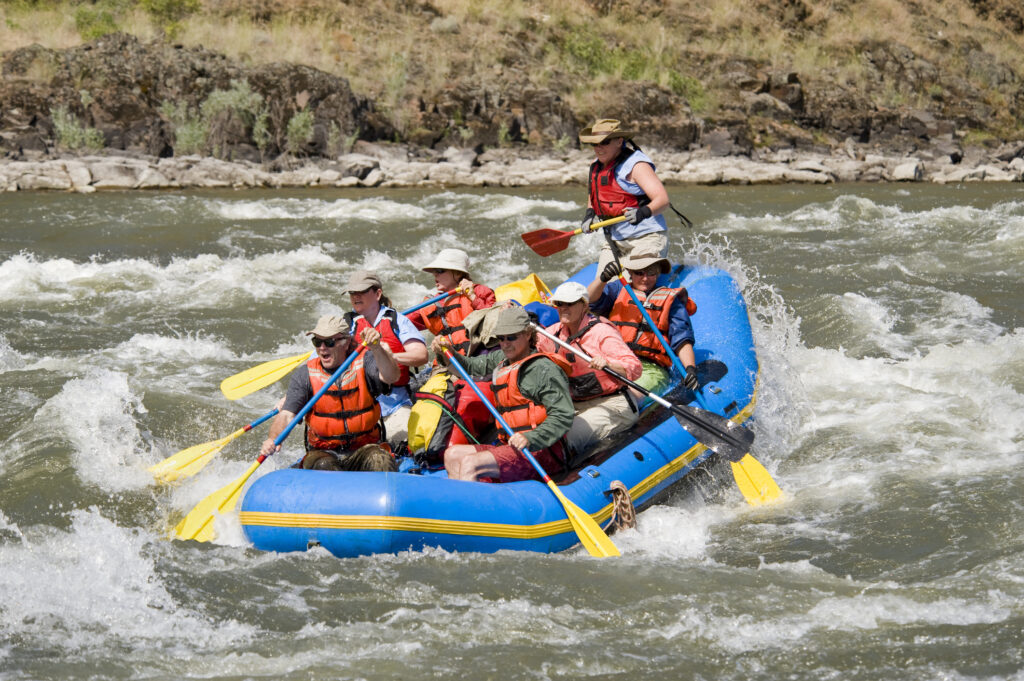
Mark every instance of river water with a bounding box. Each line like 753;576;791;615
1;182;1022;680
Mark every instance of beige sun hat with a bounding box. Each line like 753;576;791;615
623;252;670;274
422;248;470;275
549;281;589;304
346;269;383;293
491;306;531;336
306;314;351;338
579;118;636;144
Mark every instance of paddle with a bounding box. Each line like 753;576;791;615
173;343;369;543
521;215;627;257
219;291;450;400
615;273;782;505
530;324;754;461
442;348;620;558
149;407;280;483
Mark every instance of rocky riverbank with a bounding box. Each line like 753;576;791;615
4;139;1023;192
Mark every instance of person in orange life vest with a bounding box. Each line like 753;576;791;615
431;306;575;483
413;248;496;357
344;269;428;446
579;118;671;273
259;314;401;470
535;281;643;456
587;253;699;396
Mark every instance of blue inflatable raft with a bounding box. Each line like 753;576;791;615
239;263;758;557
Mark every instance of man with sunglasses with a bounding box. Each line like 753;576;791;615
259;314;402;471
579;118;672;272
431;306;575;483
587;253;699;395
536;281;643;456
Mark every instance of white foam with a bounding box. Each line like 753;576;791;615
34;368;153;491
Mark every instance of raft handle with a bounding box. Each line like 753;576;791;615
633;450;644;461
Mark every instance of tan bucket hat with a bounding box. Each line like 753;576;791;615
306;314;351;338
422;248;470;275
579;118;636;144
623;252;670;274
346;269;383;293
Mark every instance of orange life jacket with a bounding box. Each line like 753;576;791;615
490;352;573;438
418;292;475;355
305;355;382;451
588;147;644;220
346;308;410;386
609;286;690;369
546;316;624;400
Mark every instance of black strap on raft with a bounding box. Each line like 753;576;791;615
411;390;481;445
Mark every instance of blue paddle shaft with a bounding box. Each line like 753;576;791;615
443;349;551;481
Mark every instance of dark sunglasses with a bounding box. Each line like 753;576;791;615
628;267;660;278
495;332;522;342
311;336;346;348
552;300;581;308
587;139;617;148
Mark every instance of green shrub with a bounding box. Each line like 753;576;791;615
668;72;709;113
285;109;314;156
51;105;105;151
158;100;207;155
140;0;200;39
74;5;120;41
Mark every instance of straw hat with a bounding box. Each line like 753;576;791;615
422;248;470;275
579;118;636;144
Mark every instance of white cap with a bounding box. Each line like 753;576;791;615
422;248;470;275
549;281;589;304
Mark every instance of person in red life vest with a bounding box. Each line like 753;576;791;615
587;253;700;396
579;118;672;272
536;281;643;455
343;269;428;445
259;315;401;470
413;248;496;357
431;306;575;483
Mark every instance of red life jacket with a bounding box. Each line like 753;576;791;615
609;286;690;369
305;355;382;452
490;352;573;438
546;316;625;401
588;147;644;220
418;292;475;355
346;308;410;386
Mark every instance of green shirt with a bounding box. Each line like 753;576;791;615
455;350;575;450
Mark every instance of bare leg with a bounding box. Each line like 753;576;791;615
457;450;500;481
443;444;477;479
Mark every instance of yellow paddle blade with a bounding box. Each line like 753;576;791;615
220;352;310;400
172;461;261;542
730;453;783;506
495;273;551;306
148;428;245;484
546;480;620;557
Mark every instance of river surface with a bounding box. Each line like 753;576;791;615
1;182;1022;680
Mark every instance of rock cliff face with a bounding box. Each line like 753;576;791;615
1;29;1022;170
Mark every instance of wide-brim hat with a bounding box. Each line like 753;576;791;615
622;253;670;274
347;269;382;293
422;248;470;275
492;306;531;336
306;314;351;338
579;118;636;144
550;281;589;305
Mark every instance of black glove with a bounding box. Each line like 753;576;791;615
623;205;652;225
683;365;699;391
580;207;596;231
599;261;622;283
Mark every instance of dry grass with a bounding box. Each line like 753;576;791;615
3;0;1023;129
